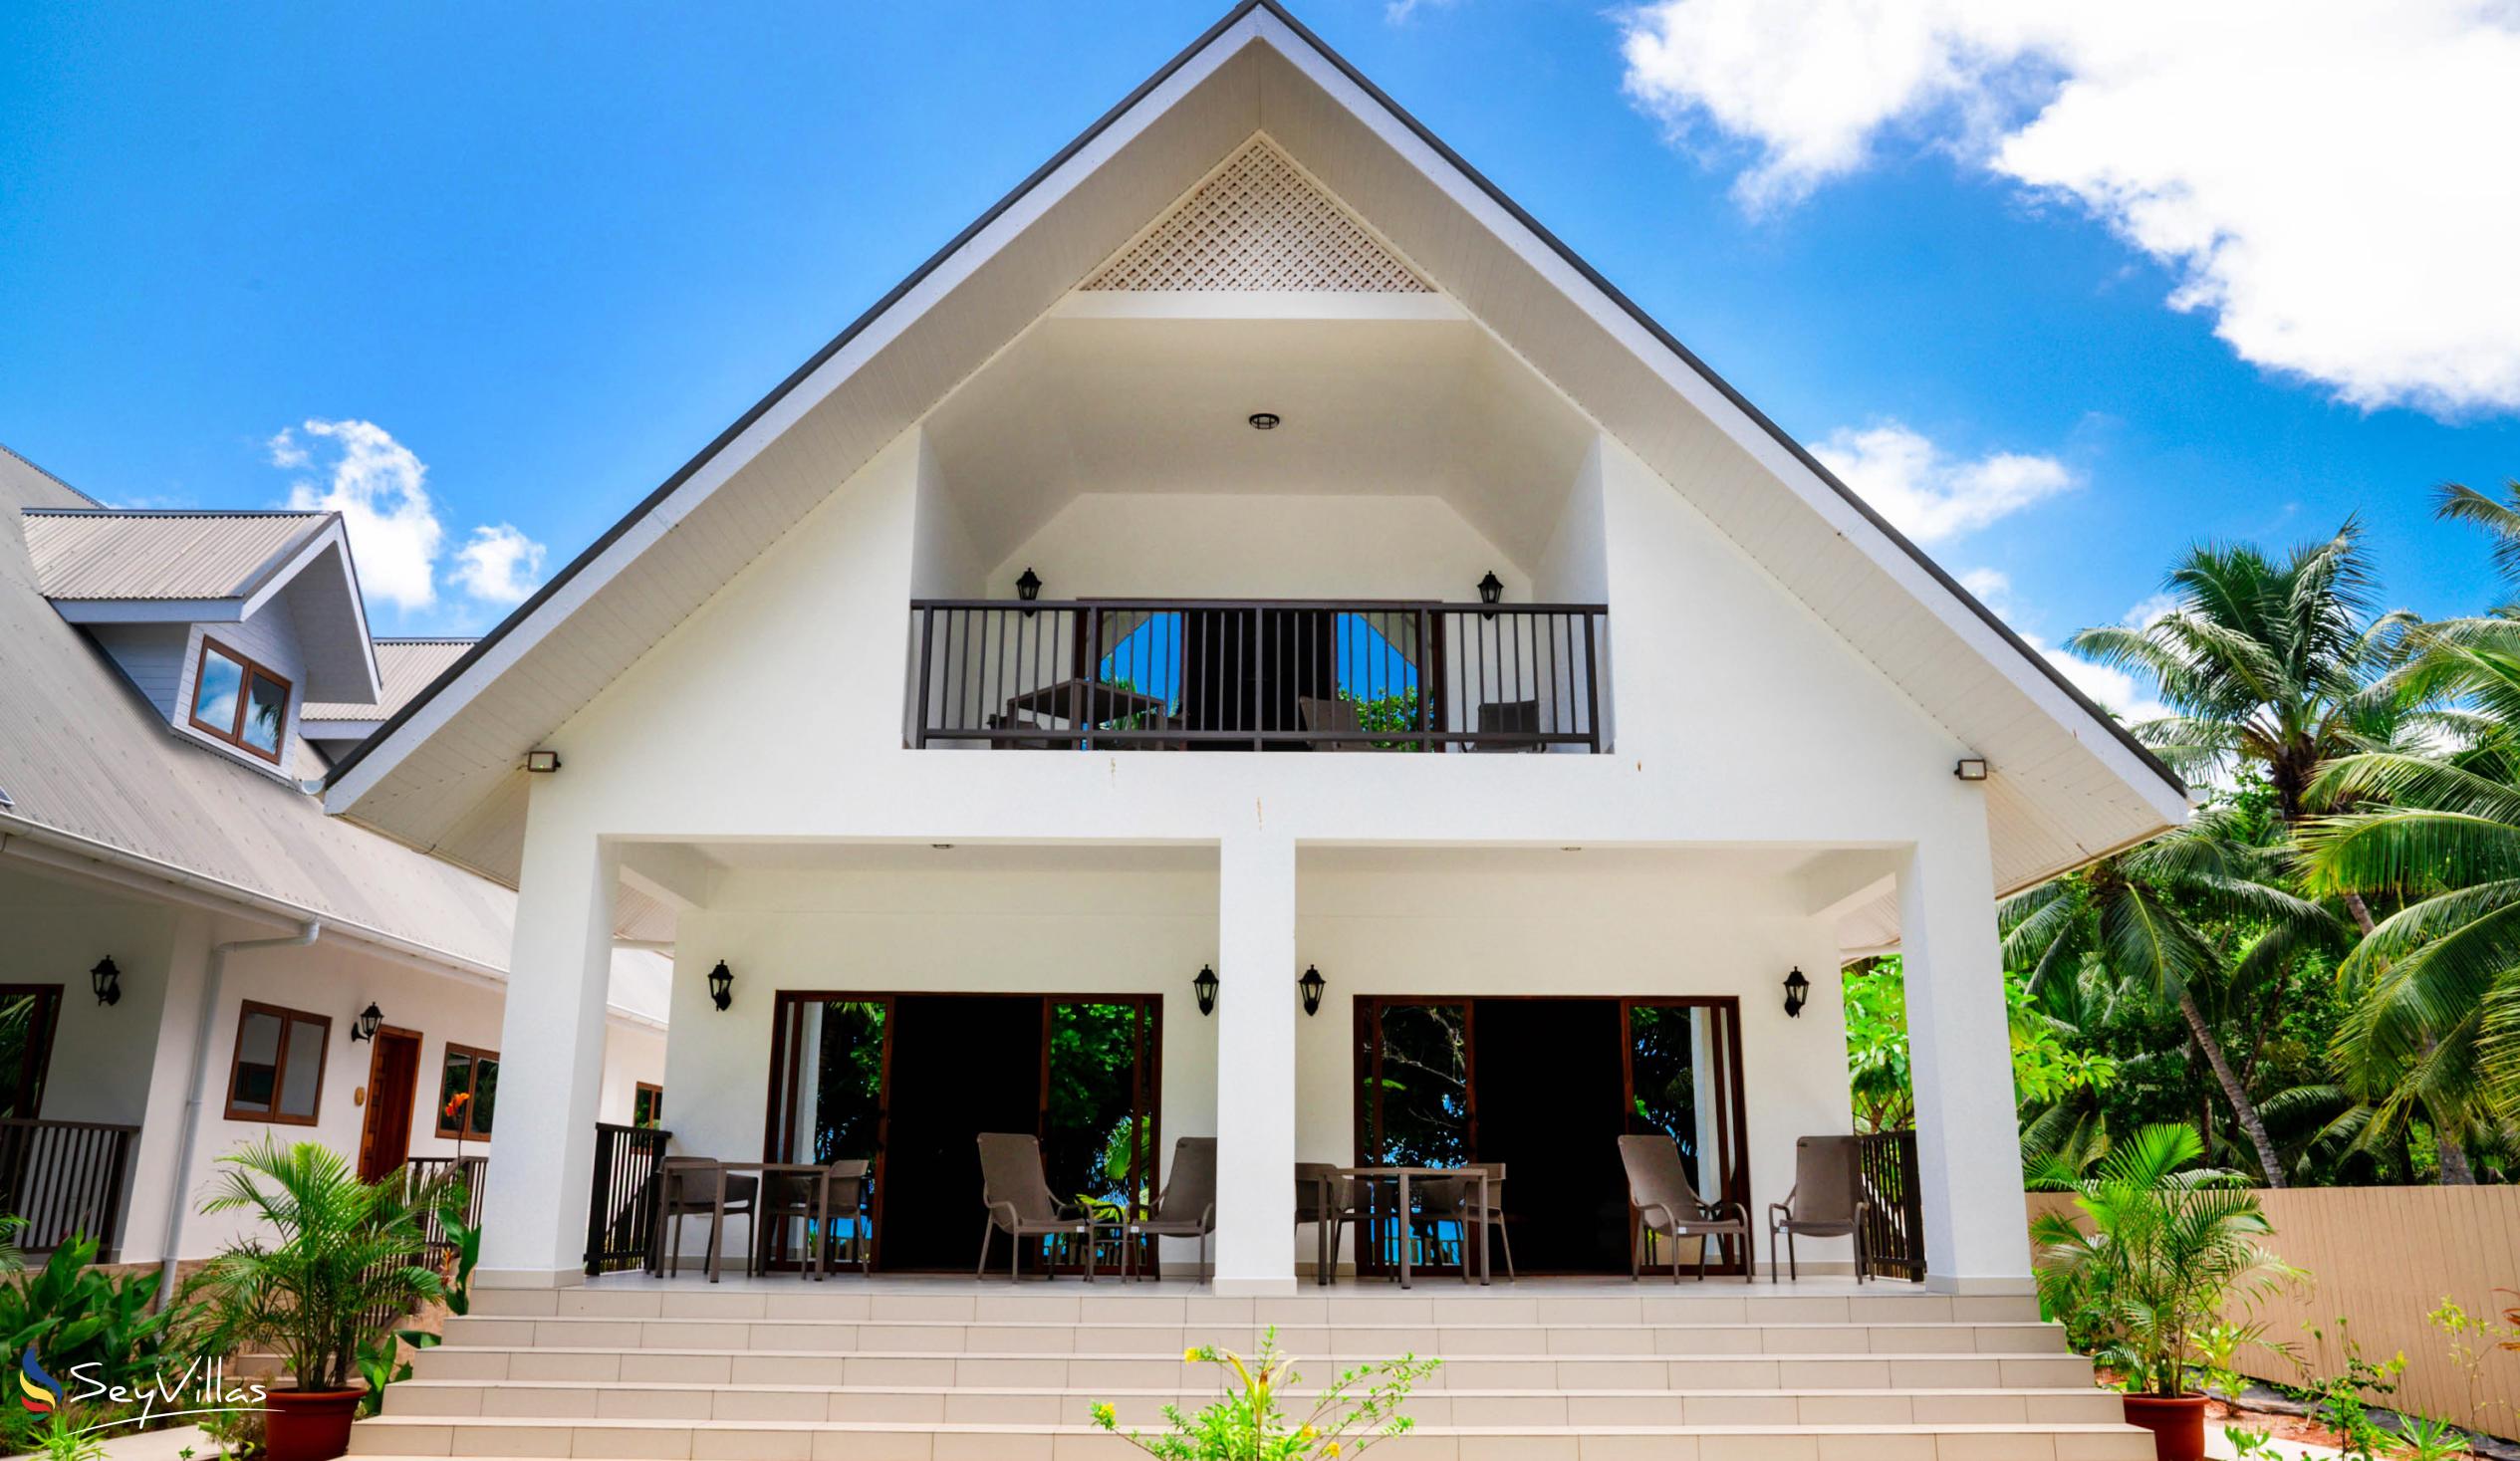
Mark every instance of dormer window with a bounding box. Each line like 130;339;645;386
189;638;291;763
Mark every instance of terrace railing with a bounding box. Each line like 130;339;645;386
585;1121;672;1276
908;600;1609;753
1855;1128;1926;1281
0;1118;138;1258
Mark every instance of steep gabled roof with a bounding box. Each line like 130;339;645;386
326;1;2186;892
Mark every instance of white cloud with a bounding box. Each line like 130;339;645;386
1811;420;2074;544
267;418;547;616
451;523;547;605
1617;0;2520;415
273;419;442;612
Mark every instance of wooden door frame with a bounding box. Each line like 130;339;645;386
357;1025;423;1182
1351;993;1751;1277
761;990;1164;1273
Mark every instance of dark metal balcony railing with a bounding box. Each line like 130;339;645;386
0;1117;138;1258
908;600;1609;753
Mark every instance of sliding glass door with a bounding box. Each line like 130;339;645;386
763;991;1160;1272
1353;995;1746;1276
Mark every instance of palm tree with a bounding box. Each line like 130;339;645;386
2432;480;2520;615
2298;640;2520;1156
2002;812;2344;1186
2066;521;2408;929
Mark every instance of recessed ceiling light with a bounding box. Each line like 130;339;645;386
1247;412;1281;430
930;844;954;850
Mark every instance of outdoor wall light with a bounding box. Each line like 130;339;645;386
1299;964;1327;1017
90;956;121;1008
1193;963;1219;1016
707;960;735;1012
1783;966;1811;1019
1247;412;1281;430
351;1002;383;1043
1953;756;1990;782
1477;570;1504;612
525;749;562;774
1016;567;1042;616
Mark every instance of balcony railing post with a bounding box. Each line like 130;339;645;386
1583;611;1602;753
912;606;934;749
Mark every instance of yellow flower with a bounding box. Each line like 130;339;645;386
1184;1347;1200;1363
1090;1402;1116;1426
1325;1445;1342;1457
1298;1425;1317;1440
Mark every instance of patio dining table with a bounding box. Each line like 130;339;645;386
646;1160;837;1281
1000;678;1167;726
1319;1165;1493;1289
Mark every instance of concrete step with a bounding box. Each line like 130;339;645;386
408;1344;2099;1390
383;1377;2128;1425
346;1414;2157;1460
438;1314;2072;1356
468;1288;2041;1326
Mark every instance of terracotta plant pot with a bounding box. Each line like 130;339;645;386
2122;1392;2210;1461
263;1386;366;1461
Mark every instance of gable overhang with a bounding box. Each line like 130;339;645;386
325;0;2186;889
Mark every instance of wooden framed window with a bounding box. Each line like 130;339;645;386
0;985;63;1119
631;1082;663;1128
435;1044;499;1139
188;638;292;763
224;1001;331;1124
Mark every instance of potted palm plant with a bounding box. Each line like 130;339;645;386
187;1138;449;1461
2031;1123;2295;1461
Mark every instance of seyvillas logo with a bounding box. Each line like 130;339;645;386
19;1346;61;1415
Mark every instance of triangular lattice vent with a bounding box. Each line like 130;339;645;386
1083;140;1431;293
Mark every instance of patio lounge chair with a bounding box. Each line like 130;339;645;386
1617;1133;1751;1283
1125;1136;1216;1281
1295;1162;1364;1285
1768;1134;1870;1283
654;1157;758;1284
975;1131;1100;1281
1415;1162;1514;1282
1298;695;1379;751
755;1157;872;1280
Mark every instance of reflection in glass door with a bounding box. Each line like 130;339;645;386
764;992;1159;1272
1352;995;1746;1276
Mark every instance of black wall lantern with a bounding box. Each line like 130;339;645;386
1783;966;1811;1019
1476;570;1504;618
1016;567;1043;616
90;956;121;1008
707;960;734;1012
351;1002;383;1043
1193;963;1219;1017
1298;963;1326;1017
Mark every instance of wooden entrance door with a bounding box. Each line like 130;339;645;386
358;1028;422;1182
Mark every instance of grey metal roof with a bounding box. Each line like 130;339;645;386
23;508;332;602
304;638;475;724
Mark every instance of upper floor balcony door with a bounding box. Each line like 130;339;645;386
907;598;1607;753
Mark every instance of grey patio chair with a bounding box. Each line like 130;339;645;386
654;1157;758;1284
756;1157;871;1280
1298;695;1378;751
1470;698;1541;751
1617;1133;1751;1283
1295;1162;1364;1286
1769;1135;1870;1283
975;1132;1099;1281
1126;1136;1216;1281
1416;1161;1514;1282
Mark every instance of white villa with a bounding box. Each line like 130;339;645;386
18;3;2195;1456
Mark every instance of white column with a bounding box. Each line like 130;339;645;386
1212;833;1297;1296
1898;817;2035;1294
476;828;619;1285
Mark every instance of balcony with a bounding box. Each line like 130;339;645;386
908;599;1608;753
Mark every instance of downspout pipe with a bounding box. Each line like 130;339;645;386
156;919;320;1306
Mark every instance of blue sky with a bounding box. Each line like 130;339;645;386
4;2;2514;712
